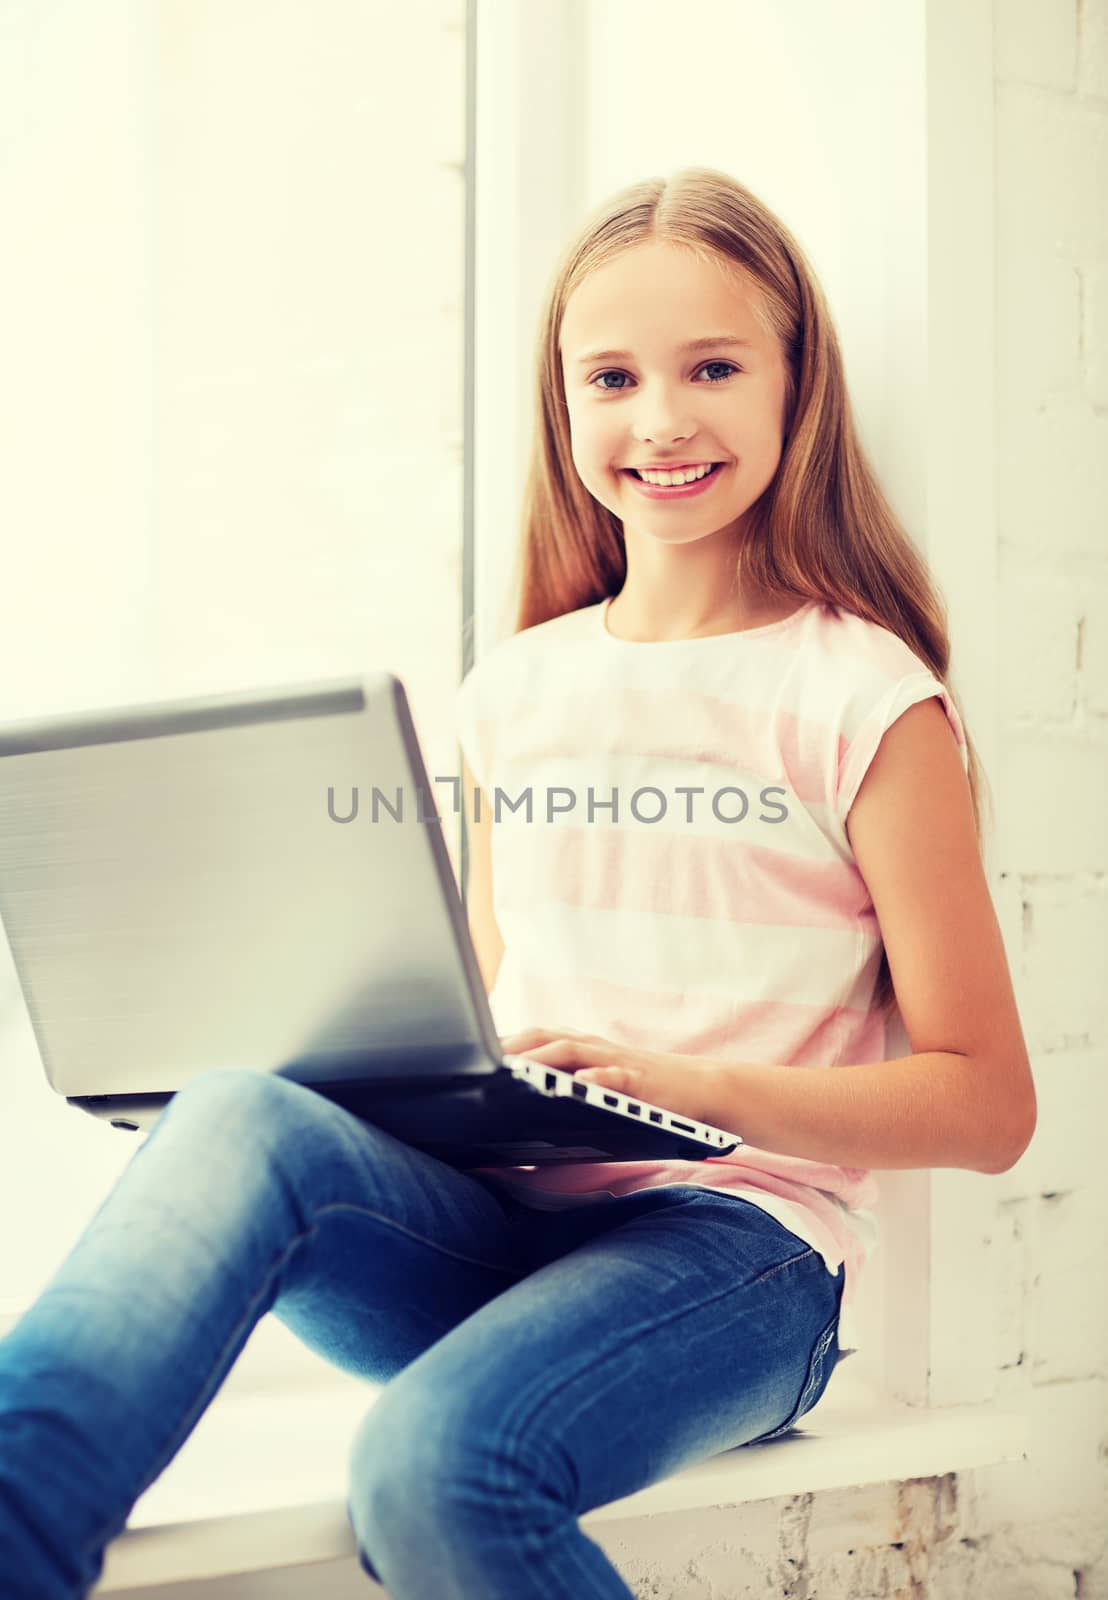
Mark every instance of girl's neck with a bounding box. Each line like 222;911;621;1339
605;584;802;643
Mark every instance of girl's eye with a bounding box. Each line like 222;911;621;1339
590;361;740;393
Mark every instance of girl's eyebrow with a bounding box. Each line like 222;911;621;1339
572;335;755;366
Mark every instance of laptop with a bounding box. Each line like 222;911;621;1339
0;672;743;1169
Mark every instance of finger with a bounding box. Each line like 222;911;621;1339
509;1041;628;1081
522;1039;575;1057
502;1027;595;1056
516;1038;587;1067
500;1029;554;1053
577;1065;628;1090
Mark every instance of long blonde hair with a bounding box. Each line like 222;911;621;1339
501;165;990;1020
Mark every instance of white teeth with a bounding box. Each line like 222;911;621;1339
635;463;716;486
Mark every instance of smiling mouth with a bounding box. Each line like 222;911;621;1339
625;461;722;473
623;462;725;482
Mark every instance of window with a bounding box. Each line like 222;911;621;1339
0;1;468;1345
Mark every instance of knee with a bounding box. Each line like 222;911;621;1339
161;1067;306;1133
347;1383;461;1512
345;1381;505;1561
346;1370;575;1578
145;1070;312;1203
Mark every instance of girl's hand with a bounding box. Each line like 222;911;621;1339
499;1026;725;1127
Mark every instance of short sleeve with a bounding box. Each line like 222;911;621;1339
837;672;969;823
455;667;489;790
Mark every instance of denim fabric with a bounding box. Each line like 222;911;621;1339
0;1067;845;1598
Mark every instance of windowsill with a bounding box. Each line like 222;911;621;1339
93;1370;1029;1594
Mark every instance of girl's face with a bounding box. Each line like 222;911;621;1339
559;241;789;549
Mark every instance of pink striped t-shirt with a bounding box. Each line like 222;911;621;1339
454;595;969;1346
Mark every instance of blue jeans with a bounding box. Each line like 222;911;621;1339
0;1067;845;1598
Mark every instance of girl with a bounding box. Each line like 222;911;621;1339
0;167;1036;1599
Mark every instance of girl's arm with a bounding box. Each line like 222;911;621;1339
462;756;504;997
705;694;1038;1174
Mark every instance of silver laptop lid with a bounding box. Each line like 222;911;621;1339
0;673;500;1097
